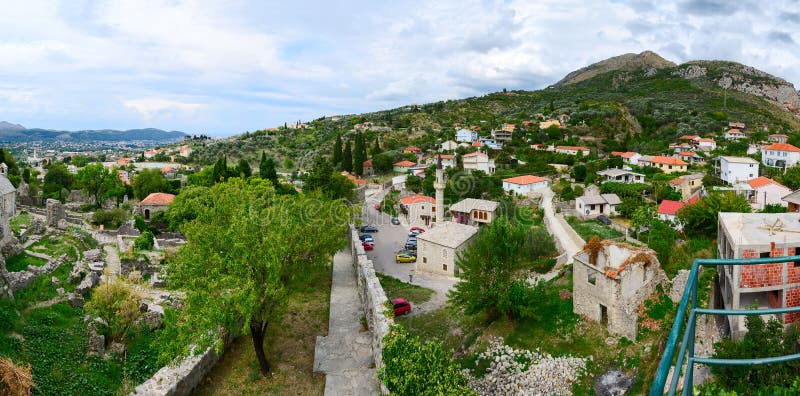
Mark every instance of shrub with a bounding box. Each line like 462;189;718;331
85;279;142;343
133;215;148;232
92;208;129;229
134;231;154;251
380;326;474;395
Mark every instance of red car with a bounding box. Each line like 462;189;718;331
391;298;411;316
362;241;375;251
409;226;425;233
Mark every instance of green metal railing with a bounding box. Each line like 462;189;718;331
651;255;800;395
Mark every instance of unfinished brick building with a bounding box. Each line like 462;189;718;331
718;212;800;339
573;239;667;339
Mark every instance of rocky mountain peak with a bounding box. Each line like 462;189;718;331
555;51;676;86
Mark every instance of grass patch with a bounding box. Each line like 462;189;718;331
377;273;434;305
566;217;623;241
5;253;48;272
13;263;75;310
29;235;80;261
10;211;30;235
194;262;332;395
396;305;489;353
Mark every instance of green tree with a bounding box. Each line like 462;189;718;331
86;278;142;343
43;163;73;200
371;136;382;156
304;157;356;201
283;157;293;169
677;191;751;237
21;167;30;184
134;230;154;250
212;156;227;183
161;178;349;376
332;134;343;168
75;163;125;205
380;326;474;395
259;153;278;186
132;169;170;200
449;216;530;320
571;165;587;182
781;166;800;190
237;158;252;178
342;139;353;172
354;133;366;176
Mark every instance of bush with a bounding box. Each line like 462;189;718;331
380;326;474;395
92;208;129;229
85;279;143;343
133;215;148;232
134;231;154;251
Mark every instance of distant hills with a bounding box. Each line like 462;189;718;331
0;122;187;143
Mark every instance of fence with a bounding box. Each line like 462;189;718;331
651;255;800;395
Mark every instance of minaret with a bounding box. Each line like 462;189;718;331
434;155;445;226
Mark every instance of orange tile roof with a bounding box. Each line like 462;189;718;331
747;176;785;189
678;151;698;157
679;135;700;140
472;141;482;147
556;146;589;151
463;152;487;158
403;146;422;153
399;195;436;205
433;154;455;159
141;192;175;205
394;160;416;167
764;143;800;152
503;175;549;185
726;128;743;134
669;177;685;186
698;138;715;143
657;200;686;216
363;159;372;166
770;134;789;138
651;156;688;165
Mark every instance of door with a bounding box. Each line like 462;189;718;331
600;304;608;326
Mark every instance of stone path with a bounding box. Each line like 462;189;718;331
103;245;121;278
531;188;585;283
313;249;379;395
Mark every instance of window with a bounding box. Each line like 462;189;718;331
760;252;771;258
588;271;596;285
442;249;447;258
443;264;447;271
794;247;800;267
423;257;427;263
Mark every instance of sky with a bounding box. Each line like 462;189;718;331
0;0;798;137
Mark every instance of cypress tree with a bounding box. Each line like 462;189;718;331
238;158;252;178
342;139;353;173
371;136;382;156
332;134;343;168
354;133;366;175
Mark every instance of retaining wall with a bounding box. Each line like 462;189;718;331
130;342;227;396
349;225;393;395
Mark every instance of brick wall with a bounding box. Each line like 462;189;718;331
785;287;800;323
740;247;784;288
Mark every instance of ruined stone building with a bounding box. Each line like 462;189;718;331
718;212;800;339
573;239;666;339
0;164;17;247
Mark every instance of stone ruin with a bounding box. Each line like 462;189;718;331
46;199;66;228
572;239;667;340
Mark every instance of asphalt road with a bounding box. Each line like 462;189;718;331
360;187;457;316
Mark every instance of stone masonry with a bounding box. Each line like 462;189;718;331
46;199;66;228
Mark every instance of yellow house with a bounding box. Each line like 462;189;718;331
650;156;688;174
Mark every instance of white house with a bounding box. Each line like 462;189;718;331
597;168;645;183
399;194;436;226
555;146;590;156
416;221;478;277
502;175;550;195
657;200;686;225
762;143;800;168
637;155;654;167
747;177;791;211
462;152;496;174
611;151;641;166
491;129;513;142
719;156;759;184
456;129;478;142
439;140;459;151
724;129;746;140
769;134;789;144
698;138;717;150
575;193;621;218
393;160;417;173
426;154;457;169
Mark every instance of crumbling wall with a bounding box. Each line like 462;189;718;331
130;342;228;396
349;225;393;394
46;199;66;228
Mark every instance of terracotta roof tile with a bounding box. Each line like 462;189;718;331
399;195;436;205
503;175;549;185
764;143;800;152
141;193;175;205
657;200;686;216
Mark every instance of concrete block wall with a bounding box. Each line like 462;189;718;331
349;225;394;395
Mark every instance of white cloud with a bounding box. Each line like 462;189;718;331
123;98;204;120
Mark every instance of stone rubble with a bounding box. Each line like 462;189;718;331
467;337;587;396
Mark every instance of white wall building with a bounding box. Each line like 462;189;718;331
416;221;478;277
502;175;550;195
462;152;496;175
575;193;621;218
597;168;645;183
747;177;791;211
719;156;759;184
762;143;800;168
456;129;478;142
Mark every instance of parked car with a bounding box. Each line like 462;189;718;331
397;249;416;256
391;217;401;225
409;229;422;237
359;225;379;233
597;215;612;225
404;242;417;251
359;234;374;243
395;252;416;263
374;203;381;211
406;236;417;244
391;298;411;316
410;226;425;233
362;241;374;251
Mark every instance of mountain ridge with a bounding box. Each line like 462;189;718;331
0;122;187;142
